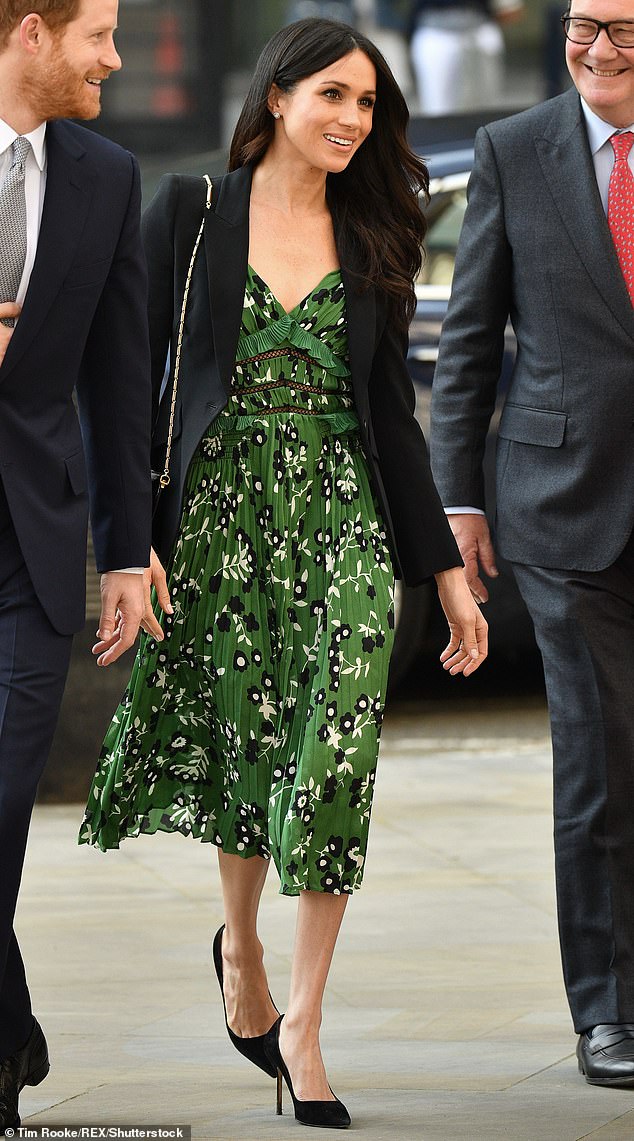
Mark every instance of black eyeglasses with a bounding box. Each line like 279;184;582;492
561;14;634;48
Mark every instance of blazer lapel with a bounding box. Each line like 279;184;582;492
534;89;634;342
0;120;97;381
341;262;376;420
202;165;379;409
204;164;252;396
337;198;376;422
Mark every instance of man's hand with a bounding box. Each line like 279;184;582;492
93;571;147;667
435;566;489;676
140;547;172;639
448;513;499;604
0;303;21;366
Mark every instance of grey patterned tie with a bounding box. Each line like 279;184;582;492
0;136;30;328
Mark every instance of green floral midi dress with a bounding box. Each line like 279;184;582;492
80;267;395;895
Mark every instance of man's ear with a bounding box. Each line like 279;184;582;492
19;13;46;55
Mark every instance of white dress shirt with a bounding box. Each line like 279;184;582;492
444;98;632;517
580;97;634;214
0;118;144;574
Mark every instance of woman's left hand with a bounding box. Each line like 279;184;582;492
434;566;488;677
140;547;173;640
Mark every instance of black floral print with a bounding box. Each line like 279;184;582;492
80;267;394;895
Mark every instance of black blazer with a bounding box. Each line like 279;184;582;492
0;120;152;634
143;164;460;585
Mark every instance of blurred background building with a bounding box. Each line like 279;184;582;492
94;0;568;160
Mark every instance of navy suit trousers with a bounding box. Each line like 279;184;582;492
512;531;634;1032
0;482;72;1059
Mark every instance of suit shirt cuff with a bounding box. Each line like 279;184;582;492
106;567;146;574
444;507;486;516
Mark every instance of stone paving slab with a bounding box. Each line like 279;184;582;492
15;701;634;1140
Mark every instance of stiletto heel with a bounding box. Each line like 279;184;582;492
263;1015;351;1129
276;1070;283;1115
212;924;279;1078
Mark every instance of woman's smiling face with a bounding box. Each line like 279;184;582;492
269;50;377;173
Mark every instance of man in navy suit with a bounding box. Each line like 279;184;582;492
431;0;634;1087
0;1;166;1130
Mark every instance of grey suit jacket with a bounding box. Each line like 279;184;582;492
430;88;634;572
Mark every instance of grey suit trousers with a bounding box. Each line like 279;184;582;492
512;531;634;1031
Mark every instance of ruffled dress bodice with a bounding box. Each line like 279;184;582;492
216;265;358;435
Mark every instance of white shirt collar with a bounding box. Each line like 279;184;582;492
0;118;47;171
580;97;634;155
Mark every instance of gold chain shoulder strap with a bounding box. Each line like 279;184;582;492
157;174;213;491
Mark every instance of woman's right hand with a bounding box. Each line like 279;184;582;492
141;547;173;639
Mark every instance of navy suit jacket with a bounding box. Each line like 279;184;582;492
0;119;152;634
143;165;460;586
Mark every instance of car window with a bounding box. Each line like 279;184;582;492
417;174;469;289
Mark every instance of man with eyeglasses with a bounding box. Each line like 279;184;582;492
431;0;634;1087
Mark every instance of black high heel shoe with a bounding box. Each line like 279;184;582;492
212;925;278;1079
263;1015;351;1130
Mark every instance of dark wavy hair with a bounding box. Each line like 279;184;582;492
229;18;428;335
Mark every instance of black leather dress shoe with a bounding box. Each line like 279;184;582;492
577;1024;634;1086
0;1019;49;1133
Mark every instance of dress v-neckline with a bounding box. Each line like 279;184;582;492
248;264;341;318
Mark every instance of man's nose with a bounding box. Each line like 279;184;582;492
102;37;123;73
587;27;619;56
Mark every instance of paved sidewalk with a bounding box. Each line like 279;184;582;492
17;698;634;1141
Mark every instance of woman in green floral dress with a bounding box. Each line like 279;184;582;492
81;17;487;1130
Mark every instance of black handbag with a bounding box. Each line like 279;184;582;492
151;174;213;515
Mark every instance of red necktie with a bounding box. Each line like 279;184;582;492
608;131;634;305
